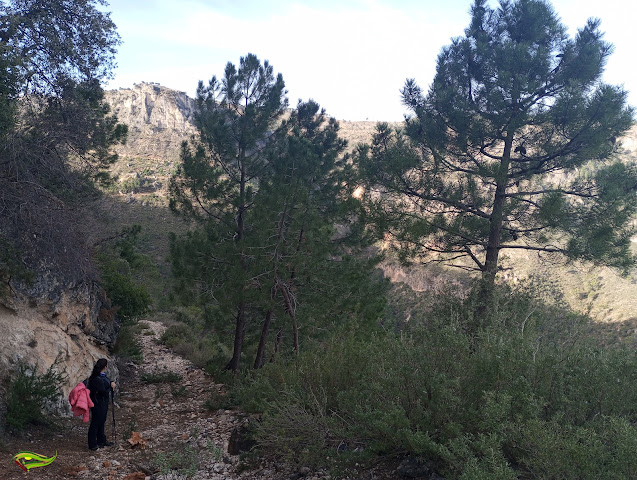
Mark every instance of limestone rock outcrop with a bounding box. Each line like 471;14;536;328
0;274;119;418
105;82;197;162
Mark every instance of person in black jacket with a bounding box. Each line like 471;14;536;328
87;358;116;451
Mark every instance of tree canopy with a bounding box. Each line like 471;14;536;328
170;54;385;372
357;0;636;312
0;0;125;284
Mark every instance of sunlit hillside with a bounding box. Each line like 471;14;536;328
102;83;636;341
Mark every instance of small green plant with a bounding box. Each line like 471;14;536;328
207;442;223;461
141;369;182;384
5;361;66;431
153;385;164;401
152;444;198;477
122;419;138;441
203;388;233;411
118;176;141;193
171;385;188;398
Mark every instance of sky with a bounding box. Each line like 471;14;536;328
103;0;637;121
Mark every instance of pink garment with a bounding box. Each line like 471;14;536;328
68;382;94;423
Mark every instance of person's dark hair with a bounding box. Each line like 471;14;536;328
90;358;108;379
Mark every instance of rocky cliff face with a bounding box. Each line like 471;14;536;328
104;82;384;162
105;82;197;163
0;273;119;421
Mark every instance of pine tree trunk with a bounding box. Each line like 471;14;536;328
292;315;299;355
254;309;273;369
227;152;247;372
270;327;283;363
226;302;246;372
475;132;514;322
278;281;299;355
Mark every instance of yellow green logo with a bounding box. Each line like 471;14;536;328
13;451;58;472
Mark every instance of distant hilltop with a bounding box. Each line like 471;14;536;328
104;82;390;162
105;81;637;163
105;82;197;163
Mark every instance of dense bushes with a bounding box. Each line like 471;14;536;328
97;225;153;321
159;307;232;372
99;263;152;320
235;285;637;479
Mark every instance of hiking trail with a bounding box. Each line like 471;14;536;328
1;318;319;480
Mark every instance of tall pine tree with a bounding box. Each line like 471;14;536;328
170;58;385;371
249;100;378;367
170;53;287;372
357;0;635;319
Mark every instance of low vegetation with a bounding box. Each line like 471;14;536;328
5;362;65;432
152;442;199;477
234;284;637;478
96;225;154;322
140;369;182;384
113;320;144;364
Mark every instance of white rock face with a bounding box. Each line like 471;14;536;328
105;83;197;162
0;306;109;408
0;279;118;417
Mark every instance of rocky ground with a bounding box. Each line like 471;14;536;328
0;319;341;480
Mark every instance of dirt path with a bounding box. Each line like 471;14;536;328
0;319;297;480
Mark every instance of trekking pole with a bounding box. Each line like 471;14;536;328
111;389;116;441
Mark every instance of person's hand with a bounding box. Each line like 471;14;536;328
111;381;116;389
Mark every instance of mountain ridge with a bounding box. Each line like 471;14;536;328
103;82;637;333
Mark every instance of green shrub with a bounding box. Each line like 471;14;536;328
99;262;151;321
5;362;65;431
141;369;182;384
160;319;231;372
118;176;141;193
153;443;198;477
235;286;637;478
203;388;233;411
113;323;144;364
170;385;188;398
160;322;194;348
172;306;203;326
96;225;154;322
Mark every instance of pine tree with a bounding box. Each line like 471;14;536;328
170;53;288;372
249;100;359;367
357;0;635;318
170;63;385;370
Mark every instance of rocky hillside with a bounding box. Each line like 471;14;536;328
103;83;637;333
104;82;382;162
106;83;197;162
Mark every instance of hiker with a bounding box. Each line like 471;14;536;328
87;358;116;451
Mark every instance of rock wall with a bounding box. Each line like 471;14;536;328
0;276;119;420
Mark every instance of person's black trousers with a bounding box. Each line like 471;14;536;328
88;400;109;449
